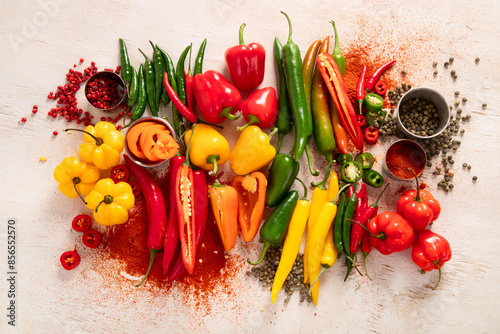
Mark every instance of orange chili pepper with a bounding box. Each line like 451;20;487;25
209;180;238;252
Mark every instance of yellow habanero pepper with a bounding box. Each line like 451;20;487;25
271;179;310;305
184;124;230;175
229;126;277;176
53;156;100;202
76;121;124;170
84;178;135;226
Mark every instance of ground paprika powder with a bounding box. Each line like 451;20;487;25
385;141;426;179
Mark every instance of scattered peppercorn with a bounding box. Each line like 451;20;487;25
449;57;454;63
475;57;480;63
433;61;438;67
444;62;449;68
433;70;438;75
402;70;407;76
472;176;478;181
451;70;456;75
482;103;487;108
462;97;467;103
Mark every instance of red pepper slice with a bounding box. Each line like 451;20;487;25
82;229;102;248
127;180;141;197
374;80;388;96
71;214;92;232
364;126;379;145
356;114;366;127
60;250;80;270
110;164;130;183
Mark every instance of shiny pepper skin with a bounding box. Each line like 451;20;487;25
367;211;415;255
397;183;441;231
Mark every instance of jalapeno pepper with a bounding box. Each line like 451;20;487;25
127;66;139;107
363;170;384;188
336;153;352;165
366;109;386;127
341;161;363;183
138;49;158;117
364;126;379;145
355;153;374;170
119;38;132;83
364;93;384;114
265;153;300;207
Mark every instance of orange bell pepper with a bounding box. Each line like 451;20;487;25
231;172;267;242
208;180;238;252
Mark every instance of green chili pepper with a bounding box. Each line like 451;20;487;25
364;93;384;113
331;21;346;76
281;12;308;162
355;152;374;170
127;65;139;107
273;37;293;154
156;45;182;138
149;41;168;110
337;153;352;165
119;38;132;83
366;108;386;127
129;64;147;121
247;190;299;265
341;161;363;183
265;153;300;207
194;38;207;76
363;170;384;188
176;44;192;126
138;49;158;117
343;191;357;256
333;192;347;257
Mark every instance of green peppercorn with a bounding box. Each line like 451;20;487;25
433;61;438;67
475;57;480;63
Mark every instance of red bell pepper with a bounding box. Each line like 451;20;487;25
316;52;364;151
193;70;242;124
412;230;451;290
396;172;441;231
364;126;379;145
238;87;278;131
367;211;415;255
225;23;265;91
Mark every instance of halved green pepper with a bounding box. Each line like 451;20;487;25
363;170;384;188
366;109;386;127
341;161;363;183
265;153;300;207
355;152;374;170
364;93;384;113
336;153;352;165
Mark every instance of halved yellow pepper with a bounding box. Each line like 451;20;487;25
184;124;230;174
78;121;124;170
53;156;100;201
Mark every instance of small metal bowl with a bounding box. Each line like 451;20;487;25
384;139;427;181
396;87;450;139
124;117;177;168
84;71;126;111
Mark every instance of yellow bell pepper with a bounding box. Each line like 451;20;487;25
84;178;135;226
77;121;124;170
184;124;230;174
229;126;277;176
53;156;100;201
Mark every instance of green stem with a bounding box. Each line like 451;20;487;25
237;114;260;132
206;154;220;175
268;127;278;141
95;195;113;213
362;252;372;281
311;161;334;189
308;265;328;295
281;11;293;44
220;107;241;121
331;21;341;55
276;133;285;154
432;262;442;290
72;177;87;204
350;219;385;240
295;177;308;199
247;242;270;265
305;145;319;176
371;182;390;208
408;168;423;202
135;249;158;287
138;48;151;62
239;23;246;45
64;129;103;146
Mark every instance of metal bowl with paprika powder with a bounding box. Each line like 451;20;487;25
384;139;427;180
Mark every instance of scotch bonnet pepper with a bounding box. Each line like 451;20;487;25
54;156;100;202
367;211;415;255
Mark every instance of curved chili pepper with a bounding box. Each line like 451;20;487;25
193;38;207;76
356;64;367;114
124;154;168;287
175;45;192;119
331;102;349;154
303;39;322;139
149;41;167;110
127;66;139;107
273;37;292;153
129;64;147;122
138;49;158;117
119;38;132;83
163;73;197;123
365;60;396;91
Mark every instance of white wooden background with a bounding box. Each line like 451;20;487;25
1;0;500;333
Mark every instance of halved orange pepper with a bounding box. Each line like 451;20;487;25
152;133;179;160
140;124;167;152
231;172;267;242
126;121;157;160
208;180;238;252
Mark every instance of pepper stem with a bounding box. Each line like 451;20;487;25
371;182;390;208
64;129;103;146
206;154;220;175
350;219;386;240
239;23;246;45
305;145;319;176
184;124;195;165
237;114;261;132
362;251;372;281
331;21;341;55
309;266;328;295
247;242;270;265
311;161;334;189
295;177;308;199
276;133;285;154
138;48;151;62
72;177;87;204
95;195;113;213
220;107;241;121
281;11;293;44
408;168;423;202
268;127;278;140
431;262;442;290
135;249;158;287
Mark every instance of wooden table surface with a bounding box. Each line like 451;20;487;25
1;0;500;333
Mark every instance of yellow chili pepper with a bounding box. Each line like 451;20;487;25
229;126;277;176
271;179;310;305
184;124;230;175
85;178;135;226
326;170;340;202
53;156;100;202
309;225;337;294
76;121;124;170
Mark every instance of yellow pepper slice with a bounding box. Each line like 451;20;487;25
53;156;100;201
84;178;135;226
77;121;124;170
184;124;230;174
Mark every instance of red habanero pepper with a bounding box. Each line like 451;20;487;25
367;211;415;255
356;64;367;114
193;70;242;124
82;229;101;248
163;73;198;123
60;250;80;270
364;126;379;145
374;81;388;96
110;164;130;183
124;154;168;287
365;60;396;91
238;87;278;131
162;155;185;274
412;230;451;290
225;23;266;91
71;214;92;232
396;171;441;231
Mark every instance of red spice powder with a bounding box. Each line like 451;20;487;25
386;142;425;179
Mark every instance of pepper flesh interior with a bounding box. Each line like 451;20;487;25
179;168;193;254
344;163;360;180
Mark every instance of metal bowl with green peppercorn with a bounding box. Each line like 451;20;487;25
396;87;450;140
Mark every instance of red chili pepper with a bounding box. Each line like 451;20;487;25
71;214;92;232
168;170;209;280
364;126;379;145
374;80;388;96
162;155;185;275
356;64;367;114
163;72;198;123
225;23;265;91
60;250;80;270
412;230;451;290
238;87;278;131
365;60;396;91
82;229;102;248
124;154;168;287
367;211;415;255
110;164;130;183
316;52;364;151
128;180;141;197
396;172;441;231
184;70;196;113
193;70;242;124
356;114;366;127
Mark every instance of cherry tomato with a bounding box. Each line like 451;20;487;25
364;126;379;145
356;114;366;127
60;250;80;270
110;164;130;183
82;229;102;249
374;81;388;96
128;180;141;197
71;214;92;232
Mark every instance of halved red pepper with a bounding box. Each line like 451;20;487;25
82;229;101;248
193;70;242;124
71;214;92;232
316;52;364;151
238;87;278;130
60;250;80;270
364;126;379;145
110;164;130;183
